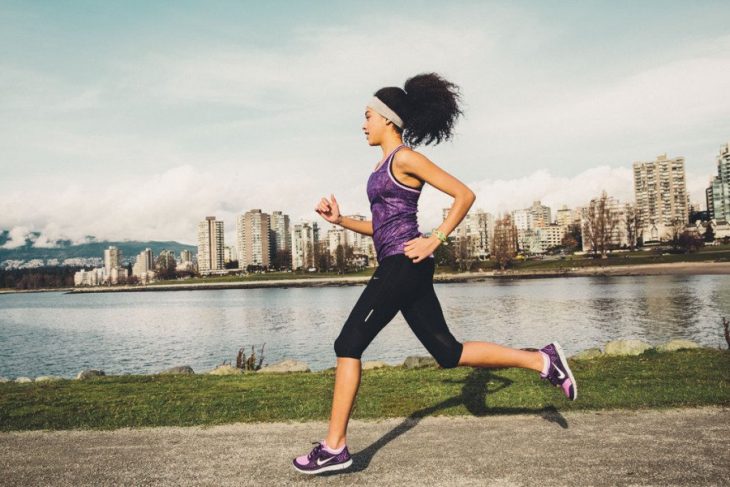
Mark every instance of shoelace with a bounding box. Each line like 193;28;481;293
308;441;324;460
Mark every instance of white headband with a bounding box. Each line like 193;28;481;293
367;96;404;129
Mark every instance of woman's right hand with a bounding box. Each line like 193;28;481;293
314;193;342;224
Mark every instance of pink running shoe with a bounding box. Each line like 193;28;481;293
292;440;352;474
539;342;577;401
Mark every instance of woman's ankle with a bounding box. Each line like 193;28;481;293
324;437;346;450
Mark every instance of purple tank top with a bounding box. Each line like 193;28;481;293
367;144;427;263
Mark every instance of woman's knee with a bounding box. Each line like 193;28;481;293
435;341;463;369
334;333;364;360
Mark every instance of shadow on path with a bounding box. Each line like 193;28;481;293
319;367;567;475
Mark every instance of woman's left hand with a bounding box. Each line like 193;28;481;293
404;235;440;263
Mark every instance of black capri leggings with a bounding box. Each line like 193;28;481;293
334;253;464;369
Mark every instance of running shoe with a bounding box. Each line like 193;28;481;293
292;440;353;474
539;342;577;401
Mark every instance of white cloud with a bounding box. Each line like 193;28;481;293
1;226;31;249
0;163;712;250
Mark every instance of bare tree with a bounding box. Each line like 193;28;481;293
583;191;620;258
624;203;642;250
669;217;686;251
491;214;518;270
455;234;475;272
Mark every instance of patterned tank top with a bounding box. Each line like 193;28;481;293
367;144;431;263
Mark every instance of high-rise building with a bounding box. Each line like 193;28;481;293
177;249;194;273
327;227;347;257
706;143;730;224
197;216;225;274
237;209;271;269
104;246;121;277
269;211;291;258
528;201;552;228
633;153;689;242
511;209;530;231
449;209;494;260
132;248;154;281
555;205;573;228
291;221;318;270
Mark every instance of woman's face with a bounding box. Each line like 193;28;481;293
362;107;389;146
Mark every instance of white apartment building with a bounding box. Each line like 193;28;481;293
104;246;121;277
706;143;730;224
270;211;292;259
327;227;347;257
511;208;531;231
197;216;225;274
237;209;271;269
132;248;155;282
442;208;494;260
528;201;552;228
74;268;105;286
633;153;689;242
555;205;575;228
291;221;319;270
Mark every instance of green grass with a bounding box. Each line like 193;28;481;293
157;268;375;285
1;349;727;432
486;246;730;273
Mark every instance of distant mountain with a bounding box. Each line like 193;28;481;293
0;231;196;265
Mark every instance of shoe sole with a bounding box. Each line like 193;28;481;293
292;458;353;474
552;341;578;401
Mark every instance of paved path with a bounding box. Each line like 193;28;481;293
1;407;728;486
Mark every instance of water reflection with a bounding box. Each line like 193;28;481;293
0;274;728;378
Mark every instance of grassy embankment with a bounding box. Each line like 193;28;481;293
150;245;730;286
509;245;730;272
1;349;727;432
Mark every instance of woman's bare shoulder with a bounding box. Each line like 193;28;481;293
394;147;433;170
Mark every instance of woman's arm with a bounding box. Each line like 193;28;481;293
396;150;476;237
336;216;374;236
315;194;374;236
396;150;476;262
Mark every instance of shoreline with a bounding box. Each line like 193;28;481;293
1;261;728;295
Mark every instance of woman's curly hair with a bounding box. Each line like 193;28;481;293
374;73;463;147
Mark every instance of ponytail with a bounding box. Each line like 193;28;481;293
373;72;463;147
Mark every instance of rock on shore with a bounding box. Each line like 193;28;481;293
35;375;64;382
656;339;700;352
403;356;438;369
159;365;195;375
604;340;652;356
76;369;106;380
206;365;243;375
257;359;310;373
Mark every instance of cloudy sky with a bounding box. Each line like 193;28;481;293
1;1;729;248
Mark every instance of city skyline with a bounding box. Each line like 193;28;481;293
1;2;729;248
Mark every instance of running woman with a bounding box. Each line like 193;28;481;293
293;73;577;475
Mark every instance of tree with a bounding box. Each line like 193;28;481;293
669;217;687;252
624;203;642;250
335;244;346;273
561;222;582;253
155;252;177;280
433;239;456;268
677;230;703;253
455;234;476;272
491;214;518;270
582;191;620;258
271;249;291;270
704;222;715;243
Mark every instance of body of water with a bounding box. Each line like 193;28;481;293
1;274;729;378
